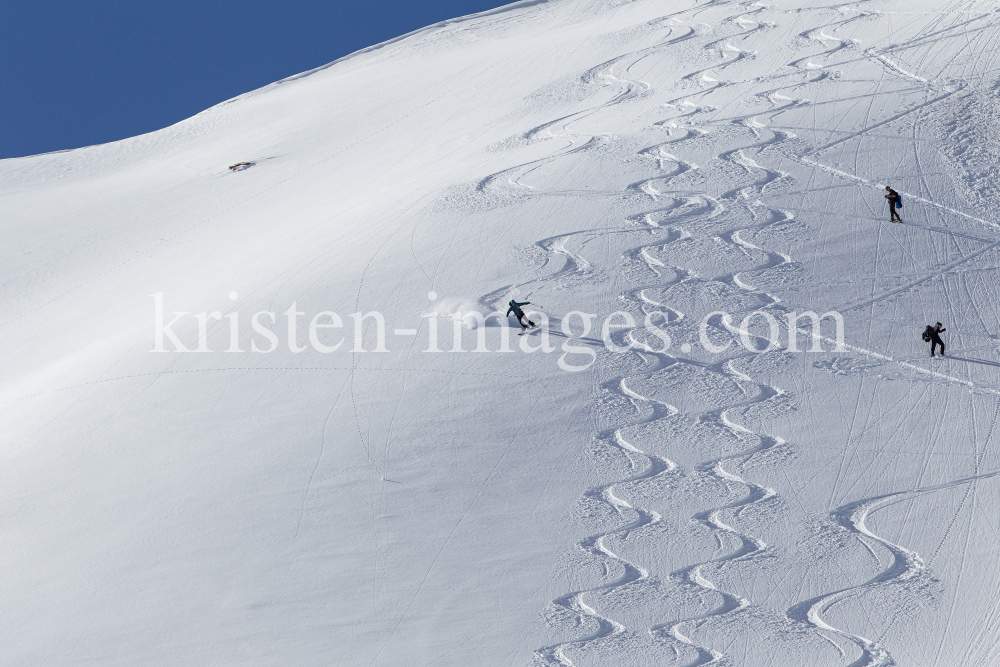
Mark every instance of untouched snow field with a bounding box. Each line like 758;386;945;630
5;0;1000;665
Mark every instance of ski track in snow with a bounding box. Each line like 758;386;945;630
639;119;797;667
475;8;806;663
787;468;1000;667
532;370;680;667
473;3;997;666
503;32;682;667
528;121;796;664
478;2;988;667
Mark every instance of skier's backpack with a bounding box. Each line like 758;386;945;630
922;329;931;342
896;196;902;209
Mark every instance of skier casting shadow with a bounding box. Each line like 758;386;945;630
507;299;536;332
885;186;902;222
922;322;946;357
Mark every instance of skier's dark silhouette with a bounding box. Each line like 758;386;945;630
885;186;902;222
506;300;536;331
925;322;946;357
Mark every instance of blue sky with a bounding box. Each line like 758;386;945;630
1;0;510;160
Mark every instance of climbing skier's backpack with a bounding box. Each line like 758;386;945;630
921;328;931;342
896;196;902;210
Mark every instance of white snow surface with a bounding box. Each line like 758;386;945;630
4;0;1000;665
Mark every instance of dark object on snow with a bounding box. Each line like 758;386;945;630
229;162;253;171
925;322;946;356
506;300;536;331
885;186;902;222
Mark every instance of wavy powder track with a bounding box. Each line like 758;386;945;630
526;6;807;664
785;469;1000;667
647;356;787;666
525;114;715;667
527;109;796;664
625;104;804;664
533;224;697;667
533;374;680;667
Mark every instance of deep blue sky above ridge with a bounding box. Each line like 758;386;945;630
1;0;511;160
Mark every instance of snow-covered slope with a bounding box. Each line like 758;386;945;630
4;0;1000;665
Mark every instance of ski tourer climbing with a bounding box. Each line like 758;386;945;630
922;322;946;357
885;186;902;222
507;299;536;331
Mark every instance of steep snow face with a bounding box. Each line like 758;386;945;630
4;0;1000;665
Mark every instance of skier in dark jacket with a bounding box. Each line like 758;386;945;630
885;186;902;222
506;300;536;331
924;322;946;357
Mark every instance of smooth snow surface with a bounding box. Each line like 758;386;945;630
4;0;1000;665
